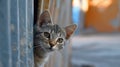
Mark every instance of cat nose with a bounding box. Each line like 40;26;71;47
49;40;56;47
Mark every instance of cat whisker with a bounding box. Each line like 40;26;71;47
34;45;41;48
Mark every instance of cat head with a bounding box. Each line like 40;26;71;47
34;10;77;51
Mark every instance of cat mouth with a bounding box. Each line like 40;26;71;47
48;43;54;51
48;47;54;51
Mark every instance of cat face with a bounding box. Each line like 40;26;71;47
34;10;77;52
35;24;66;51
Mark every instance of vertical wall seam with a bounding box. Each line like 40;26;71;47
26;0;28;67
8;0;12;67
31;0;34;67
17;0;20;67
32;0;34;16
40;0;44;14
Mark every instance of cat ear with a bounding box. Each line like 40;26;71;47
65;24;77;39
38;10;52;26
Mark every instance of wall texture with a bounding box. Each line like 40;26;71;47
0;0;34;67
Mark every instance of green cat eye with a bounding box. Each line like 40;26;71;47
44;32;50;38
57;38;63;43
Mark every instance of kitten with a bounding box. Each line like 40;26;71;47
34;10;77;67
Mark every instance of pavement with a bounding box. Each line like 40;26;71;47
71;34;120;67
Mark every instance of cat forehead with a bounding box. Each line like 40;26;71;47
52;25;62;32
40;24;65;34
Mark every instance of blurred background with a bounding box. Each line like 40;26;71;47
0;0;120;67
72;0;120;67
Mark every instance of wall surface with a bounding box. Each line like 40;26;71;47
0;0;34;67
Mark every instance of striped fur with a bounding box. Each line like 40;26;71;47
34;10;77;67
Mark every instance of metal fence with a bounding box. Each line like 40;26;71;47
0;0;34;67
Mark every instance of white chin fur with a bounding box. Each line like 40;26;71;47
52;45;58;50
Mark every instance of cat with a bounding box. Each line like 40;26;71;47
34;10;77;67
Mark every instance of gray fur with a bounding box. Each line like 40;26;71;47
34;10;77;67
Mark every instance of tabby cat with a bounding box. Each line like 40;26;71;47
34;10;77;67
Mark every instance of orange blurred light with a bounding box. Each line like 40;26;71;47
90;0;112;9
72;0;88;12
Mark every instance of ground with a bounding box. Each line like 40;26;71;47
71;33;120;67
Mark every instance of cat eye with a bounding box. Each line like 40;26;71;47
44;32;50;38
57;38;63;43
